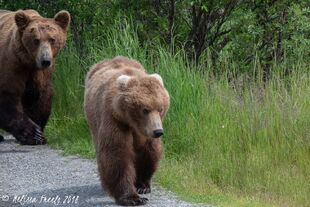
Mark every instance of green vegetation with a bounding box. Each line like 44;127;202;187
43;22;310;206
1;1;310;206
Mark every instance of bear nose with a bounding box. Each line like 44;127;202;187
41;60;51;68
153;129;164;138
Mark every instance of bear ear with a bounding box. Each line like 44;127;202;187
117;75;132;88
15;11;30;30
54;10;71;31
150;73;164;86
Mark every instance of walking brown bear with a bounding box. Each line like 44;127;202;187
84;56;170;206
0;9;70;144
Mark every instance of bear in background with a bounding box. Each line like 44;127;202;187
84;56;170;206
0;9;70;144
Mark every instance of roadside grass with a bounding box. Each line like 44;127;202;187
45;22;310;207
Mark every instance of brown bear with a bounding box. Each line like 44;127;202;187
0;9;70;145
84;56;170;206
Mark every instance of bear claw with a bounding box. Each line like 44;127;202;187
34;128;45;144
137;187;151;194
136;183;151;194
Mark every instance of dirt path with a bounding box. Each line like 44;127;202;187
0;136;206;207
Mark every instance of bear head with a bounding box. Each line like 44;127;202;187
114;73;170;138
15;10;70;69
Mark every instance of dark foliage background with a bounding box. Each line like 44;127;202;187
1;0;309;79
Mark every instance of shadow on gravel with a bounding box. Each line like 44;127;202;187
0;139;16;144
2;184;116;207
0;139;32;153
0;150;31;154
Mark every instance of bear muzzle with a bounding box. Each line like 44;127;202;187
36;43;53;69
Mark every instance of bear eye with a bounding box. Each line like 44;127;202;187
158;108;163;113
49;38;55;44
33;38;40;46
143;108;150;115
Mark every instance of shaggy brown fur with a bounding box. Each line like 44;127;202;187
84;56;170;206
0;9;70;145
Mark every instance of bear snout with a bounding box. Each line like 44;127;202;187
36;43;53;69
152;129;164;138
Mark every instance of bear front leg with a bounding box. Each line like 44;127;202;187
22;84;53;131
0;95;45;145
97;139;148;206
135;139;162;194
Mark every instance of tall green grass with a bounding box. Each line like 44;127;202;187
46;22;310;207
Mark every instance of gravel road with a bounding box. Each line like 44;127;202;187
0;136;205;207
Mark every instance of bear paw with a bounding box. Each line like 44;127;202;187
117;194;148;206
17;123;46;145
